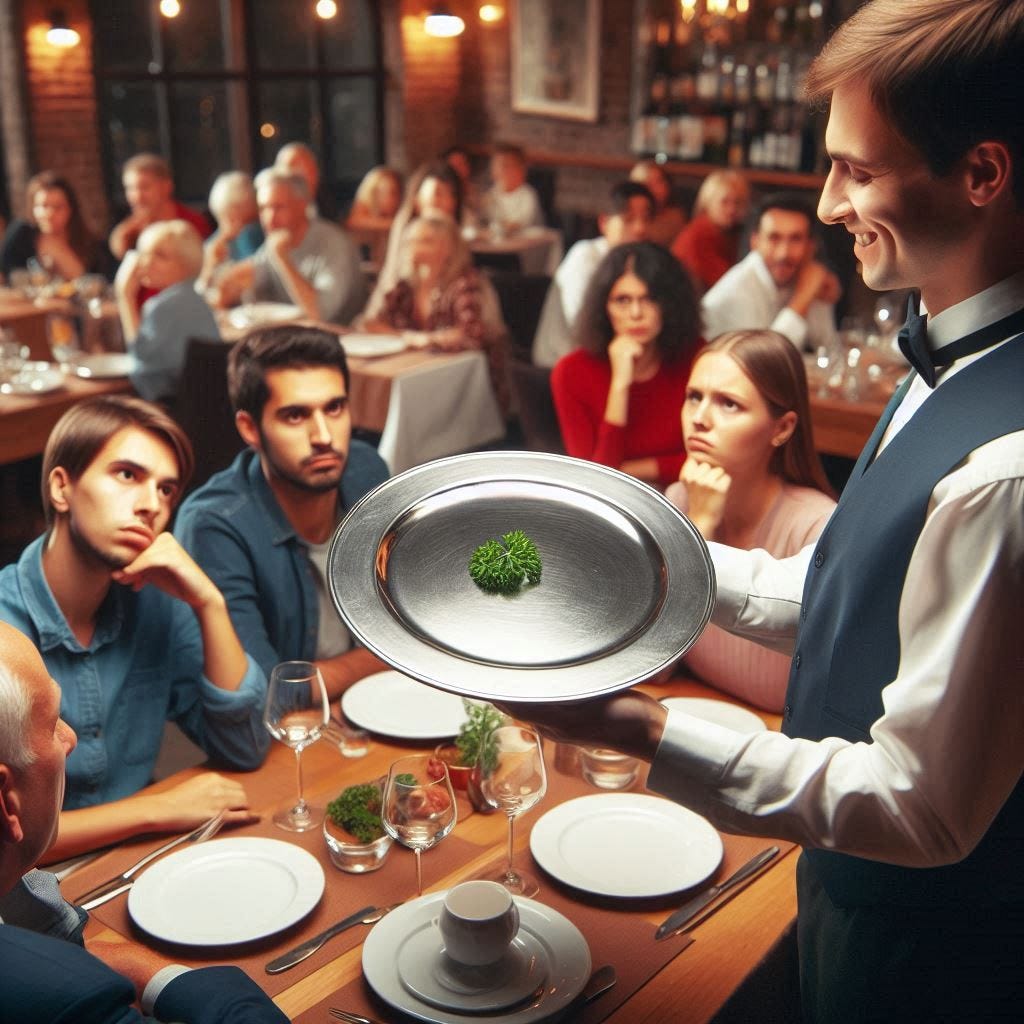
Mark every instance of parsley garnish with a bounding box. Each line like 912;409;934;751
468;529;542;594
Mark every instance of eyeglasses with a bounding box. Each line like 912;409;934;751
607;294;658;313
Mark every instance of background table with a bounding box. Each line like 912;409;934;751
72;675;798;1023
467;226;564;275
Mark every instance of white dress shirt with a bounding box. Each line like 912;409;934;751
649;269;1024;869
701;250;839;351
531;236;609;367
484;183;544;230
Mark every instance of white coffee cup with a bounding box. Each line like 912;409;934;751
439;880;520;966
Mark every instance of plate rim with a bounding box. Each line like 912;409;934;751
528;792;723;898
660;696;768;733
363;891;590;1024
341;332;407;358
341;669;467;739
328;451;715;704
71;353;137;378
126;836;324;945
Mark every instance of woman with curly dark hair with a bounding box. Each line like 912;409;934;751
550;241;703;487
0;171;104;280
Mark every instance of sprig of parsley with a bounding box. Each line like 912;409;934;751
468;529;542;594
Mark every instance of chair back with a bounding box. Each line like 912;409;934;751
485;270;551;364
508;361;565;454
174;337;245;492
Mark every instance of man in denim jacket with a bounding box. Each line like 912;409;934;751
176;325;389;699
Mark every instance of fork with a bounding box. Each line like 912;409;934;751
328;1011;375;1024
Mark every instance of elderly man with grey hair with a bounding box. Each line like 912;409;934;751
114;218;220;405
0;622;288;1023
215;168;365;324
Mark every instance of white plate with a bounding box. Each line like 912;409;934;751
341;670;467;739
71;353;137;379
363;891;590;1024
1;362;64;395
226;302;303;331
342;332;406;358
397;917;548;1013
529;794;723;898
661;697;768;734
127;837;324;945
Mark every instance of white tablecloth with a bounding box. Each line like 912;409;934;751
466;227;564;275
376;351;506;474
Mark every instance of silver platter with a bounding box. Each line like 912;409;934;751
327;452;715;704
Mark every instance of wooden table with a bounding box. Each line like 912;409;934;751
0;375;134;465
808;392;887;460
0;294;53;361
80;676;797;1023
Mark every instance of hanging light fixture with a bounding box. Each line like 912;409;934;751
46;9;80;48
478;4;505;23
424;5;465;38
159;0;181;17
315;0;338;18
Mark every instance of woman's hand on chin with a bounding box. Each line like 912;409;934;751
680;456;730;539
608;334;643;387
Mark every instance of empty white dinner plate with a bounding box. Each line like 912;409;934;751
530;793;723;898
226;302;303;331
661;697;768;734
71;353;136;379
363;891;589;1024
341;670;467;739
127;837;324;945
341;333;406;358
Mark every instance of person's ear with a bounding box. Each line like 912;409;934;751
963;141;1013;208
772;410;798;448
47;467;72;517
0;766;25;845
235;410;261;450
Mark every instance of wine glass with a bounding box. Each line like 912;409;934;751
476;724;547;897
382;754;457;897
263;661;330;832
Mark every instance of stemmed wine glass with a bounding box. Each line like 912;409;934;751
382;754;457;897
476;724;547;898
263;661;330;832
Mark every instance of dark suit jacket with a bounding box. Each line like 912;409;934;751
0;924;288;1024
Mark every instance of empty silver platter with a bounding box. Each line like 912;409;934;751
327;452;714;704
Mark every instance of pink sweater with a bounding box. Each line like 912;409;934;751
666;480;836;711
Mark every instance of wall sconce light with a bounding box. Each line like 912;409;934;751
479;4;505;23
315;0;338;18
46;9;81;48
424;5;465;38
159;0;181;18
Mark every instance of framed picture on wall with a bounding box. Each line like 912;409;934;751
511;0;601;122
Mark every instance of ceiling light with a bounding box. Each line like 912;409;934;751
46;9;80;48
424;5;465;37
315;0;338;18
479;4;505;22
159;0;181;18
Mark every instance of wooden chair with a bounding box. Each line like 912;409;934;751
173;338;245;493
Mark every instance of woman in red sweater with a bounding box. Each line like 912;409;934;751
551;241;703;488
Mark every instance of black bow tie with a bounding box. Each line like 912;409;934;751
897;297;1024;389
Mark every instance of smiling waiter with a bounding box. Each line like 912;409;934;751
510;2;1024;1019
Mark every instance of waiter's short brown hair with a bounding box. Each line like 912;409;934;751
41;396;194;525
805;0;1023;200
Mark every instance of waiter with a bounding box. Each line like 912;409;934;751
511;1;1024;1019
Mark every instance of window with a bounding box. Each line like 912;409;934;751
91;0;385;212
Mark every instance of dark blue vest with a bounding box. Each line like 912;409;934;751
783;336;1024;909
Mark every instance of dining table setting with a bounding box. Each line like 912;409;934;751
60;449;800;1024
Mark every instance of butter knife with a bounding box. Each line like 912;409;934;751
655;845;780;940
75;811;226;911
265;904;397;974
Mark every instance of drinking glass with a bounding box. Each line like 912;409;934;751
382;754;457;897
476;725;547;897
263;661;330;832
46;312;81;364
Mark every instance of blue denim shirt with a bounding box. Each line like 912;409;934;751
0;537;269;810
174;442;389;677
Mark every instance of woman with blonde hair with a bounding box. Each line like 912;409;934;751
671;168;750;292
364;212;509;412
667;328;835;710
197;170;261;291
347;166;403;230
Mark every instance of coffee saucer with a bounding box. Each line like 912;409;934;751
397;918;548;1013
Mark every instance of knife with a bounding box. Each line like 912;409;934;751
74;812;226;912
265;904;396;974
655;845;780;940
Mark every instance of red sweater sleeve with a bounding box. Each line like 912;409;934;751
672;215;736;291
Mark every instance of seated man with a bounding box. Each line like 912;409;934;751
483;143;545;233
215;169;365;324
0;621;287;1024
175;325;389;698
108;154;211;311
701;192;840;351
114;219;220;405
532;181;655;368
0;397;266;861
274;140;339;222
